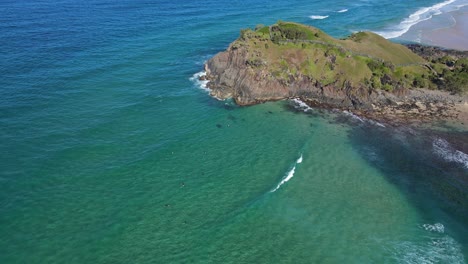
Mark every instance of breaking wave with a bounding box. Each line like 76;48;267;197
271;154;303;192
337;9;348;13
374;0;458;39
297;154;303;164
432;138;468;169
368;119;386;128
342;111;387;127
291;98;313;112
190;71;227;101
343;110;365;123
190;71;210;92
310;15;329;20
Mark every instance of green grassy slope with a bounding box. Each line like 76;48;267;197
233;21;467;93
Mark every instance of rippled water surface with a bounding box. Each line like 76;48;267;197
1;0;467;263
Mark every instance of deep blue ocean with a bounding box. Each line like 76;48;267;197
1;0;468;263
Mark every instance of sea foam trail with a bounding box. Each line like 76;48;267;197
368;119;386;128
271;154;303;192
337;9;348;13
292;99;386;128
343;110;365;123
342;111;387;128
310;15;329;20
432;138;468;169
297;154;303;164
375;0;458;39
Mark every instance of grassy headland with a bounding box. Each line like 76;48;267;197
234;21;467;94
205;21;467;124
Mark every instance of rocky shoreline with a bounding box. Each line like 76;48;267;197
203;64;467;126
203;68;467;127
331;89;468;126
313;43;468;126
202;25;468;127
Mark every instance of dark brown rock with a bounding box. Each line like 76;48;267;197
204;42;467;125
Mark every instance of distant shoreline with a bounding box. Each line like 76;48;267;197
399;5;468;51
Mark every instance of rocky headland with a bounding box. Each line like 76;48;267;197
202;22;468;125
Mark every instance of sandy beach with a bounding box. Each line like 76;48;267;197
398;4;468;128
425;9;468;50
401;5;468;51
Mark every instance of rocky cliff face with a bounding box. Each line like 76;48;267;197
203;22;467;123
205;47;288;105
205;44;396;109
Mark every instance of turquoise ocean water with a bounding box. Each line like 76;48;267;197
1;0;468;263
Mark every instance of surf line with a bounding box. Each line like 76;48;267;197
310;15;329;20
374;0;458;39
271;154;303;193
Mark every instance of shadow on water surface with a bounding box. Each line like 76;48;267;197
344;118;468;253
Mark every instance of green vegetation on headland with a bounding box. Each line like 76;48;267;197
205;21;467;122
234;21;467;94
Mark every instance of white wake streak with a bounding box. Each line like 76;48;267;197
310;15;329;20
271;155;303;192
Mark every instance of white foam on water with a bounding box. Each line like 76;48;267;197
271;154;303;192
297;154;303;164
213;95;227;101
422;223;445;233
310;15;329;20
432;138;468;169
396;236;464;264
337;9;348;13
271;167;296;193
374;0;458;39
190;71;227;101
343;110;365;123
341;110;389;128
189;71;210;92
291;98;313;112
292;99;386;128
368;119;386;128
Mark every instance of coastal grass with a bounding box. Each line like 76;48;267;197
235;21;467;93
339;32;425;66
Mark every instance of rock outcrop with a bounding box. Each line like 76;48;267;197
203;21;467;122
206;48;289;105
205;46;383;108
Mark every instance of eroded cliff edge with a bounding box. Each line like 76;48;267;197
204;22;468;123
